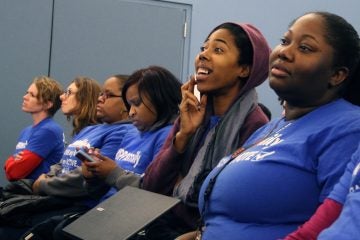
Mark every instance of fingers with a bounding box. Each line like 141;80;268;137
180;96;200;112
181;75;196;94
81;162;95;178
188;74;196;94
94;153;111;162
83;162;98;175
180;76;201;113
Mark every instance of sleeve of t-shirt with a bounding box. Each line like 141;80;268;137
317;133;360;202
284;145;360;240
142;120;182;195
284;198;342;240
153;127;172;158
26;128;62;158
4;149;43;180
327;149;360;204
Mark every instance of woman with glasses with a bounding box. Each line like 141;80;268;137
60;76;101;136
0;75;136;240
4;76;64;181
20;67;181;240
31;74;134;194
82;65;182;203
97;75;129;124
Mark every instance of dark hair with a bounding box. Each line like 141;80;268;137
207;22;253;67
122;66;182;130
258;103;272;120
112;74;129;91
292;12;360;105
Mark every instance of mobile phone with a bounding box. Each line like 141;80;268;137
75;149;96;162
194;84;201;102
193;74;201;102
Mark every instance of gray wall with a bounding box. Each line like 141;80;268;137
0;0;191;185
0;0;55;185
1;0;359;185
180;0;360;118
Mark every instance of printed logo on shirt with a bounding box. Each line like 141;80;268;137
349;162;360;193
69;139;91;148
231;133;283;164
16;140;28;150
58;139;91;175
257;133;284;149
115;148;142;168
63;148;77;158
60;158;79;175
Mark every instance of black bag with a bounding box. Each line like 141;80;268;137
0;179;74;227
20;210;86;240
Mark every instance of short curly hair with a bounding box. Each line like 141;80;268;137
33;76;63;116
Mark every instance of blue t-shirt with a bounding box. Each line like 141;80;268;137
59;122;133;175
14;117;64;179
101;124;173;200
318;144;360;240
198;99;360;240
115;125;173;174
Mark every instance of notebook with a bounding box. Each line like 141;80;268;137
63;186;180;240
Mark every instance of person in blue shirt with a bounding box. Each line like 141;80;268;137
59;76;101;137
32;75;132;198
316;144;360;239
45;67;181;240
82;66;182;201
195;11;360;240
0;75;132;240
4;76;64;181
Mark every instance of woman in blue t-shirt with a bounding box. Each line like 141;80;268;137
316;144;360;239
60;76;101;137
82;66;182;200
0;75;131;240
4;76;64;181
195;11;360;240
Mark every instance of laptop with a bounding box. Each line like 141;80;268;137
63;186;180;240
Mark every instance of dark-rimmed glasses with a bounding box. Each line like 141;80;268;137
99;92;122;100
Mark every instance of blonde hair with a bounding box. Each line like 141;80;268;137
33;76;63;116
69;76;101;135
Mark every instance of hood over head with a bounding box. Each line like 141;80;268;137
235;23;271;94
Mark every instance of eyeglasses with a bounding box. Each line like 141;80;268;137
63;89;77;97
99;92;122;100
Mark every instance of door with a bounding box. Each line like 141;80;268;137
0;0;192;185
50;0;192;82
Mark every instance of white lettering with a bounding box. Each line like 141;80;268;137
60;158;79;168
258;133;284;148
16;141;28;149
353;163;360;177
349;184;360;193
69;139;91;149
115;148;142;167
64;149;77;157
